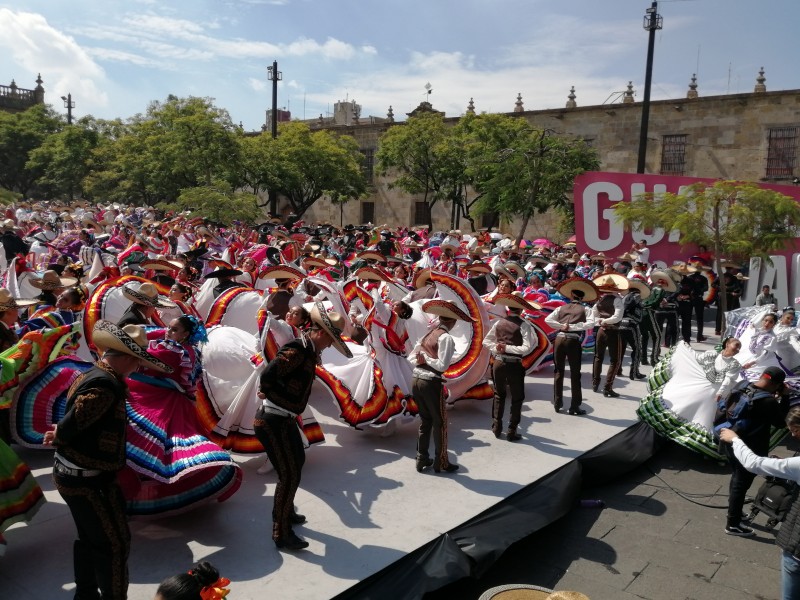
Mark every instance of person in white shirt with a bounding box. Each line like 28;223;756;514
632;240;650;265
408;300;474;474
483;293;539;441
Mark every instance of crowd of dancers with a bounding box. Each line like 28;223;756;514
0;200;798;597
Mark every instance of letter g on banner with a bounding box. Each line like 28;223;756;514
581;182;624;251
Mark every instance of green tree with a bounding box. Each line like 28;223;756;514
612;180;800;327
473;126;598;243
0;104;62;196
376;112;454;230
162;182;261;224
26;116;100;200
85;96;240;206
236;133;279;199
270;122;366;218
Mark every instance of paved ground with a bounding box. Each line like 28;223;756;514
426;435;797;600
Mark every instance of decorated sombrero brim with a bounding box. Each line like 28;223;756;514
671;262;697;275
617;252;637;261
422;299;475;322
648;270;677;292
592;273;630;292
0;288;37;310
29;270;78;290
309;302;352;358
355;266;392;282
302;256;329;269
140;259;182;271
590;252;609;261
439;241;459;252
121;282;176;308
258;265;304;281
626;278;651;299
92;320;172;373
505;262;526;278
412;268;433;289
557;277;599;302
493;293;541;311
208;259;234;271
465;261;491;274
204;268;243;279
356;250;387;263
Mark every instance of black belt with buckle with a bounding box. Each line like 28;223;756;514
54;459;103;478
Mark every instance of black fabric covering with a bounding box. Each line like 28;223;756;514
333;421;659;600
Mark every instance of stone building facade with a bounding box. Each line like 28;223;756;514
275;71;800;240
0;75;45;114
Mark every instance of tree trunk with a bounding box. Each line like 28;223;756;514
516;214;530;247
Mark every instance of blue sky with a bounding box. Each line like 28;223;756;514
1;0;796;130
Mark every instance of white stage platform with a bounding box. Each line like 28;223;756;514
1;358;661;600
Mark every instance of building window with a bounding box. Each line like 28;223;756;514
361;201;375;225
660;134;687;175
481;211;499;229
766;126;799;179
414;201;431;225
361;147;375;182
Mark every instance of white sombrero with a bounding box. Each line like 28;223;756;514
92;320;173;372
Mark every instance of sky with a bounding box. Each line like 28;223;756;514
0;0;797;131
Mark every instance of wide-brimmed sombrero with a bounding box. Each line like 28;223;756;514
527;254;549;266
626;277;651;299
557;277;599;302
29;270;78;290
92;320;173;373
413;268;433;289
0;288;37;311
302;255;329;269
593;273;630;293
121;282;176;308
439;241;459;252
140;258;183;272
494;293;541;311
355;266;392;282
590;252;609;262
477;584;590;600
670;262;697;276
505;262;526;279
205;268;243;279
309;302;352;358
258;265;304;281
357;250;387;263
648;270;677;292
422;299;475;322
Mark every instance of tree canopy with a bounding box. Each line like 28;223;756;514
613;179;800;324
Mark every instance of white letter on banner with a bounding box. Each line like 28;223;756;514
630;183;668;245
582;182;623;251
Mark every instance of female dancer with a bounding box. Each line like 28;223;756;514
123;315;242;515
637;336;743;459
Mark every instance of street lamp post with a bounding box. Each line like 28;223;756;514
636;1;663;174
60;93;75;125
267;61;282;216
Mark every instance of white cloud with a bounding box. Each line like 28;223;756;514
0;9;109;109
248;77;267;91
361;45;378;56
85;47;161;68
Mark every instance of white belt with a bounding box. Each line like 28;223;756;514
261;400;297;418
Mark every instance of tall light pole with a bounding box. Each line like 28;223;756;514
636;1;662;173
267;61;282;216
61;93;75;125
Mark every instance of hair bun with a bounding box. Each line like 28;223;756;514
191;561;220;587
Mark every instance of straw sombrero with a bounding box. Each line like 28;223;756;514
92;320;172;373
0;288;37;311
439;241;459;252
527;254;549;266
493;293;541;311
592;273;629;293
121;282;176;308
29;270;78;290
557;277;599;302
422;299;475;322
477;584;589;600
258;265;304;281
648;270;677;292
302;255;329;269
670;262;697;276
590;252;608;262
309;302;352;358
